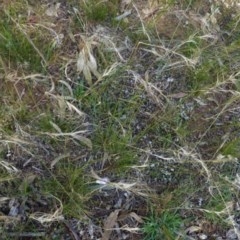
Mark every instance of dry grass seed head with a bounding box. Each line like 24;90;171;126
91;169;153;198
77;35;100;85
129;70;167;108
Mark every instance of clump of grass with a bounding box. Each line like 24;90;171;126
204;190;233;225
0;7;56;72
142;210;182;240
83;0;118;23
93;125;136;172
221;138;240;158
0;19;42;71
41;162;90;218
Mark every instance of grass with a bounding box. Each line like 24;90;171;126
84;0;118;23
0;14;52;72
142;210;182;240
40;162;89;218
1;0;240;239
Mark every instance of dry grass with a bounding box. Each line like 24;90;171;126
0;0;240;239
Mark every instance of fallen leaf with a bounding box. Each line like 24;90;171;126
129;212;143;223
185;225;202;234
101;209;120;240
118;211;143;223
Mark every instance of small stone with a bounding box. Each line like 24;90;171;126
226;229;238;240
199;233;208;239
198;197;203;207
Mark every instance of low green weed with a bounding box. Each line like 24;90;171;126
83;0;118;23
0;11;54;72
142;210;182;240
41;162;90;218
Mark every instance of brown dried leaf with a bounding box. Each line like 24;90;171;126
101;209;120;240
129;212;143;223
118;211;143;223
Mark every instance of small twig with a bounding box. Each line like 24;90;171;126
63;220;80;240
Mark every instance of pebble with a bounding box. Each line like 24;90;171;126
226;229;238;240
199;233;208;239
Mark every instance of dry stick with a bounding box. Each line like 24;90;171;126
63;220;81;240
